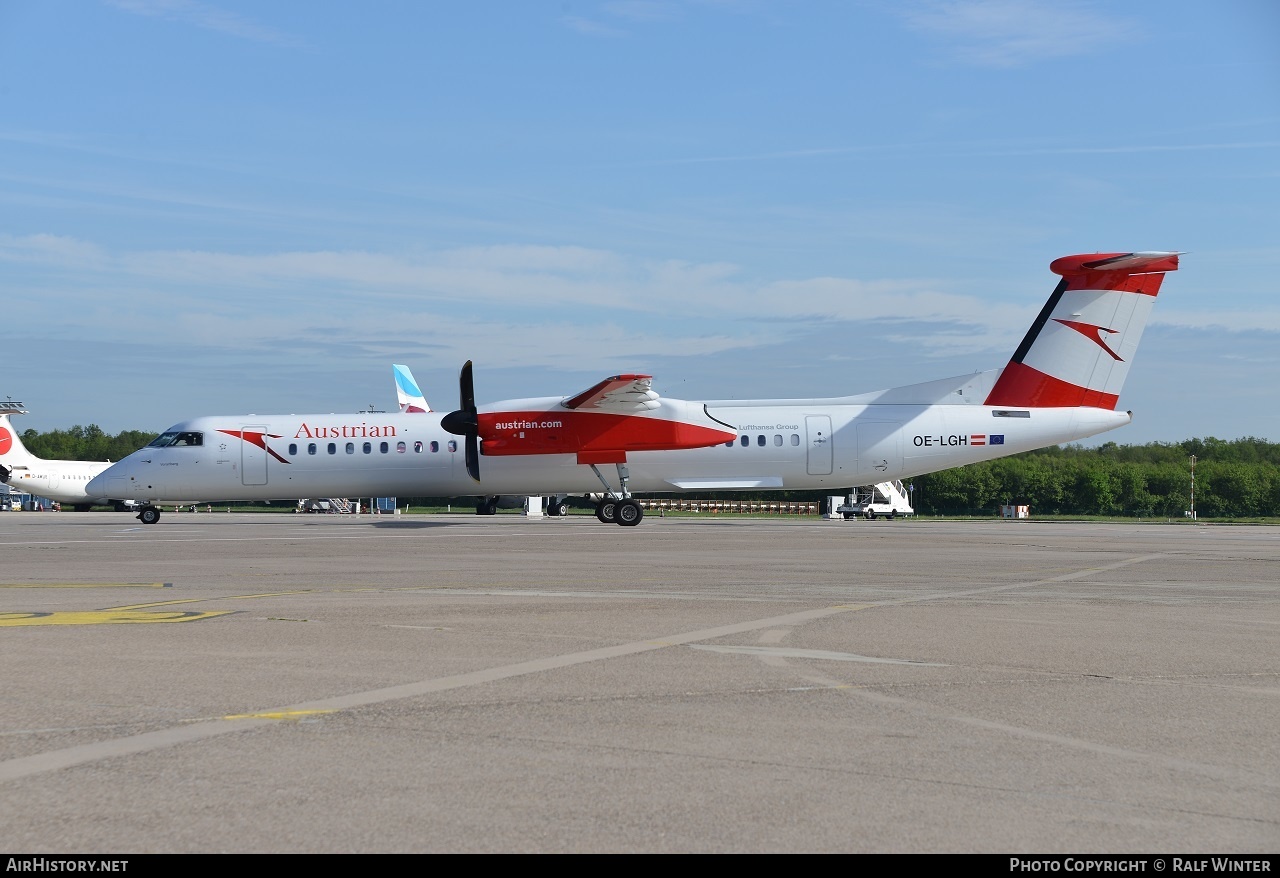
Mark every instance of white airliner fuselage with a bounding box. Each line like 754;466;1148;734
0;411;125;510
88;396;1126;504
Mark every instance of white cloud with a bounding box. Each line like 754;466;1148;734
604;1;681;23
9;235;1278;411
899;0;1134;67
107;0;307;47
562;15;625;37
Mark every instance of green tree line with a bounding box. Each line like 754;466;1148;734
20;425;158;464
910;437;1279;518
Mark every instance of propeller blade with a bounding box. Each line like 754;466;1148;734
440;360;481;481
459;360;475;413
465;433;480;482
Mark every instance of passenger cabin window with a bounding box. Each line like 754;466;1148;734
148;431;204;448
380;442;389;453
448;440;457;452
757;435;766;447
289;443;298;455
345;442;355;454
414;441;423;453
773;434;783;446
363;442;372;454
739;436;749;447
397;441;406;453
430;441;439;453
308;443;317;455
327;443;337;455
790;434;800;446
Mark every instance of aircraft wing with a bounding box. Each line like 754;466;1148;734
561;375;659;412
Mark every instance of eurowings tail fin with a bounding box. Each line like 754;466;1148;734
983;252;1180;409
393;364;431;413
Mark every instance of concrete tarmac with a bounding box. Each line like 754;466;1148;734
0;510;1276;853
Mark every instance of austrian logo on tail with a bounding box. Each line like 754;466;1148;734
218;430;291;464
1053;319;1123;361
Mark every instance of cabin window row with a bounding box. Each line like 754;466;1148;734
725;434;801;448
287;440;458;456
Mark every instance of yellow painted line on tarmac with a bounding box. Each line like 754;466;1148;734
111;590;313;612
0;609;232;627
0;582;172;589
223;709;336;721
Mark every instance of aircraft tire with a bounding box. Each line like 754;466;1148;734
615;498;643;527
549;499;569;516
138;506;161;525
867;511;877;520
888;511;896;520
595;500;617;524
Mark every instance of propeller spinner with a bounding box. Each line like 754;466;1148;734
440;360;481;481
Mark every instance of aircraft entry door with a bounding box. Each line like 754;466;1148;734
241;425;269;486
805;415;833;475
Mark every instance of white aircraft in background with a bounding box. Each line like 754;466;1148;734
0;402;131;511
89;251;1181;526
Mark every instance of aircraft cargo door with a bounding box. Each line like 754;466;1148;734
806;415;833;475
857;422;903;479
241;425;269;486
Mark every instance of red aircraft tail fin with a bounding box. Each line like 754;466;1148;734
983;251;1180;409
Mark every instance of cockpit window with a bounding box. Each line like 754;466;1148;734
148;431;204;448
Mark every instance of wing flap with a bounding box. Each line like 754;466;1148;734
562;375;659;412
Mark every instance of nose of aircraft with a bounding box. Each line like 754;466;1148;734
85;471;107;496
86;462;126;499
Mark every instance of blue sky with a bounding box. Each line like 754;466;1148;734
3;0;1277;444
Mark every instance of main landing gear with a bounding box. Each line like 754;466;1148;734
137;505;161;525
590;463;644;527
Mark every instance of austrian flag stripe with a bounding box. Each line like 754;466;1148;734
970;435;987;446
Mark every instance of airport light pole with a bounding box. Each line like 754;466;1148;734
1189;454;1196;521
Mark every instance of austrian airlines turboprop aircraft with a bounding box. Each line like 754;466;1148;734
88;251;1180;526
0;402;128;511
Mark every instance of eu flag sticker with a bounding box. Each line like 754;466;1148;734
990;435;1005;445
